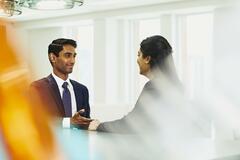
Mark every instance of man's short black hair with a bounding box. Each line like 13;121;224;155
48;38;77;57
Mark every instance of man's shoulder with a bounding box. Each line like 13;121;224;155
70;79;88;90
31;77;49;87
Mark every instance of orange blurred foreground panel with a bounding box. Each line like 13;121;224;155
0;20;62;160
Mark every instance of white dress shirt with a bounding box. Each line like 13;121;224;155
52;72;77;128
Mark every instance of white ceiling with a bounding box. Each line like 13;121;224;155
8;0;185;21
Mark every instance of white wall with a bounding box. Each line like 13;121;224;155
93;19;107;104
212;4;240;140
27;27;62;79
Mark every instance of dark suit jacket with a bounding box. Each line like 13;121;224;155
97;77;206;136
30;74;90;119
97;79;159;134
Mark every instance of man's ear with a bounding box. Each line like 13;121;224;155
144;56;151;64
49;53;56;63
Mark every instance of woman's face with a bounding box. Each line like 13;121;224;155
137;49;151;76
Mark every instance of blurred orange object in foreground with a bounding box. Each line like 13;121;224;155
0;20;61;160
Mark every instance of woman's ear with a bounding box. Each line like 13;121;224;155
144;56;151;64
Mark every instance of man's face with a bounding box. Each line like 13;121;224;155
52;44;76;75
137;49;150;76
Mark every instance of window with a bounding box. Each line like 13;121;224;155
62;23;94;102
135;18;161;96
177;13;213;99
133;12;213;100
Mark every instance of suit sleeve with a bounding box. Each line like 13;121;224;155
83;87;91;118
96;82;152;134
97;116;135;134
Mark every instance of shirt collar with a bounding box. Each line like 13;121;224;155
52;72;71;88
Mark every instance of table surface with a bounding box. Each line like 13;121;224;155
56;128;240;160
1;128;239;160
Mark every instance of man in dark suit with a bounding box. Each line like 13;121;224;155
31;38;91;128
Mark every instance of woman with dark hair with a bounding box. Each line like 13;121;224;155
137;35;180;85
88;35;183;133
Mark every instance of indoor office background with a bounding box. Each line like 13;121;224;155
12;2;214;122
2;0;240;141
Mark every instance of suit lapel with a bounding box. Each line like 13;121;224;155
70;80;79;111
47;74;65;116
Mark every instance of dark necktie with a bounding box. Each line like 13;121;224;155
62;82;72;117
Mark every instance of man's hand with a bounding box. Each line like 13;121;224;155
70;109;92;129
